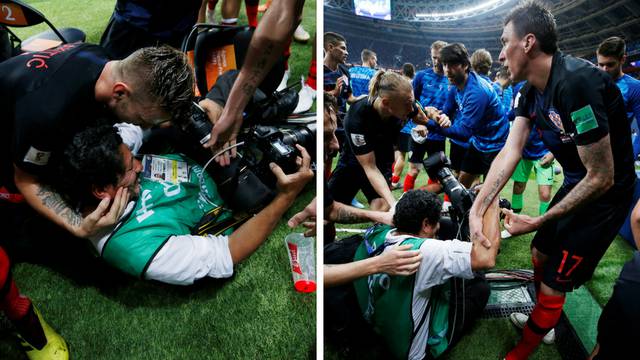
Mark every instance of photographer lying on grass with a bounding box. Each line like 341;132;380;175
325;190;502;359
57;125;313;285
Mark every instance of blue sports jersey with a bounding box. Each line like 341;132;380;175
413;68;449;141
431;72;508;152
480;74;502;97
442;87;468;148
617;74;640;123
495;84;514;117
324;64;352;115
522;124;549;160
616;74;640;157
349;65;377;97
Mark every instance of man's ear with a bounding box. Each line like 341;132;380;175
112;82;130;101
381;96;390;109
422;219;438;236
523;34;536;54
92;184;114;200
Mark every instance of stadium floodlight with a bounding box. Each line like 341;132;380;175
415;0;513;21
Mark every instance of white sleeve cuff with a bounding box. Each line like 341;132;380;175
145;234;234;285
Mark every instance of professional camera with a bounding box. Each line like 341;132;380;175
423;151;510;241
181;99;315;214
423;151;475;240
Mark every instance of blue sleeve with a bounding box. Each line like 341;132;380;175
426;88;472;141
631;83;640;123
442;87;456;117
436;87;487;141
429;118;473;142
413;72;423;100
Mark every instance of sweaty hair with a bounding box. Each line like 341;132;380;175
440;43;471;71
324;92;338;115
324;32;346;50
431;40;448;52
402;63;415;80
393;190;442;234
59;125;124;207
504;0;558;54
368;69;412;100
361;49;376;64
597;36;626;59
471;49;493;75
118;46;194;122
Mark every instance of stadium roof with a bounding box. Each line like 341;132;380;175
325;0;640;65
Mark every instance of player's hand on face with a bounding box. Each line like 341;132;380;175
76;187;130;238
377;244;423;276
270;144;314;198
501;208;542;236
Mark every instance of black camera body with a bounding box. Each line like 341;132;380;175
423;151;511;241
182;101;315;214
423;151;475;241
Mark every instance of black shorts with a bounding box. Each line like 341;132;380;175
449;142;467;171
328;162;392;204
100;15;184;59
532;185;634;292
460;144;499;176
396;133;412;153
409;139;446;164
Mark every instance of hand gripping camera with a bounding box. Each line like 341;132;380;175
181;100;315;214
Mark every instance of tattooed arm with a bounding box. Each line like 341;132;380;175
469;116;530;247
543;134;613;219
203;0;304;158
329;201;393;225
503;134;614;236
287;197;394;236
14;165;130;238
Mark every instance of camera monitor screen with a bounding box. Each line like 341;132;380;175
353;0;391;20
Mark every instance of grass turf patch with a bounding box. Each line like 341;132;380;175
2;0;317;359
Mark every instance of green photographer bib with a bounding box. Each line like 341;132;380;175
353;224;451;359
101;154;234;278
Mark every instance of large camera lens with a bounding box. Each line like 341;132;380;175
280;123;316;159
181;102;213;145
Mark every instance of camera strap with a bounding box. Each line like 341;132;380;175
192;206;250;236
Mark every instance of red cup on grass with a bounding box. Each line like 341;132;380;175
285;233;316;293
